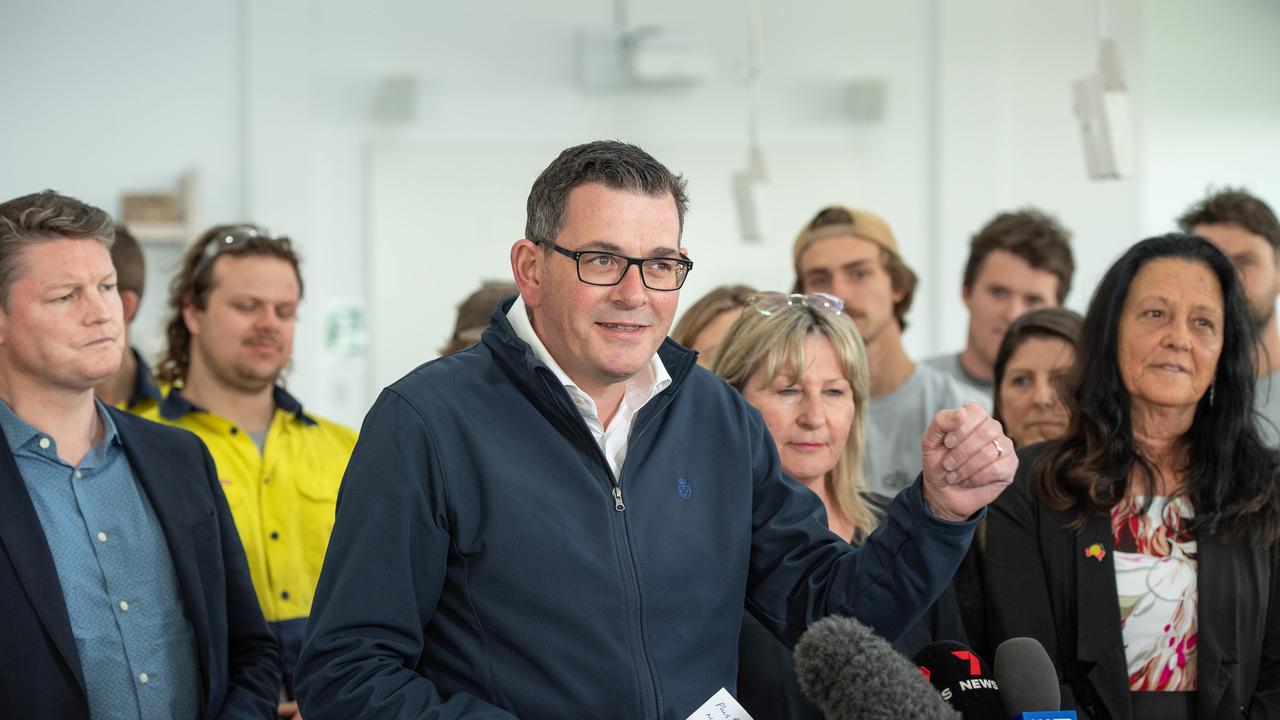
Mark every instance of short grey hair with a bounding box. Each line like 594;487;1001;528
0;190;115;308
525;140;689;247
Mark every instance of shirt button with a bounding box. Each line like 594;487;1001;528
270;531;279;540
74;470;82;479
97;532;108;543
119;601;129;612
138;672;149;684
230;426;239;435
38;438;51;449
281;590;290;600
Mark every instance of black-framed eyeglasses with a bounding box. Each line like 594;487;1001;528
538;240;693;291
746;292;845;316
193;225;291;276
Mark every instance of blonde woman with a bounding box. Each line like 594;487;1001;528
710;292;967;720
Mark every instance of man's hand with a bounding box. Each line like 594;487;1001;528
278;700;301;719
920;402;1016;522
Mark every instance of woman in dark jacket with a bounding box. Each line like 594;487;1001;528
985;234;1280;719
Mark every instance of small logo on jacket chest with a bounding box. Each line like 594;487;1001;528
677;476;692;500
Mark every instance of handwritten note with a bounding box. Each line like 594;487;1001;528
683;687;754;720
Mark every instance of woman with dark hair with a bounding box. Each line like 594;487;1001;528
985;234;1280;719
954;307;1085;660
992;307;1085;447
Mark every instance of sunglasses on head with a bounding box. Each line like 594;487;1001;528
193;225;291;275
745;292;845;316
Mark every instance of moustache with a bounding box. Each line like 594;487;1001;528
244;334;283;349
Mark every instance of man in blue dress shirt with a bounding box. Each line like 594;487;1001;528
0;190;280;719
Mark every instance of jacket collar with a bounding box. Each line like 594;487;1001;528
481;294;697;409
1074;511;1131;720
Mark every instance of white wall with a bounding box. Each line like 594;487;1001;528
0;0;245;365
0;3;242;217
283;0;941;400
3;0;1278;428
1139;0;1280;236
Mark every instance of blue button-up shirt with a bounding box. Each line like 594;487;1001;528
0;398;201;720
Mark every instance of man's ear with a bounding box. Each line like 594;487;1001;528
891;277;908;305
120;290;141;324
961;283;973;309
180;300;202;336
510;238;545;307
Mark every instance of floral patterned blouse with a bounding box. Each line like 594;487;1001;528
1111;494;1198;691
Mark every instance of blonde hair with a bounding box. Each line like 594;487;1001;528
671;284;757;347
708;300;877;541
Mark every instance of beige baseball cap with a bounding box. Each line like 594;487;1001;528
791;205;901;271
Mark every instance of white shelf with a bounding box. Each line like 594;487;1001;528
128;221;189;245
119;168;201;246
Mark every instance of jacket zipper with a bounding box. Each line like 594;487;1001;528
611;390;677;717
535;358;689;718
532;369;658;716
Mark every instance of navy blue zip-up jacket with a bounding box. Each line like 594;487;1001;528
296;298;978;719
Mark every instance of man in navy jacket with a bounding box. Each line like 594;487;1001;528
297;141;1016;719
0;190;280;719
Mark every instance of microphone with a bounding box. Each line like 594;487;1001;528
793;615;961;720
993;637;1077;720
912;641;1004;719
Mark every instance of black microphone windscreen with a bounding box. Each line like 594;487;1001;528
793;616;961;720
993;637;1062;715
912;641;1004;719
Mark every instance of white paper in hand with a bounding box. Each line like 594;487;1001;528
683;687;754;720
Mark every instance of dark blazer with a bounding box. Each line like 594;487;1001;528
986;443;1280;720
0;408;280;719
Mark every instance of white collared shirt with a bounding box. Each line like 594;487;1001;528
507;296;671;478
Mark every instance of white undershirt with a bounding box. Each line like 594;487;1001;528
507;296;671;478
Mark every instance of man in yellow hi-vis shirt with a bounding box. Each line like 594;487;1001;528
139;224;356;720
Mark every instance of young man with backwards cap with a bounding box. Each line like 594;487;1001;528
792;205;969;496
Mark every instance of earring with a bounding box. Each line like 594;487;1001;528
1209;383;1216;407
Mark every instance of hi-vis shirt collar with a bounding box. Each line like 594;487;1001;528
159;385;318;426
